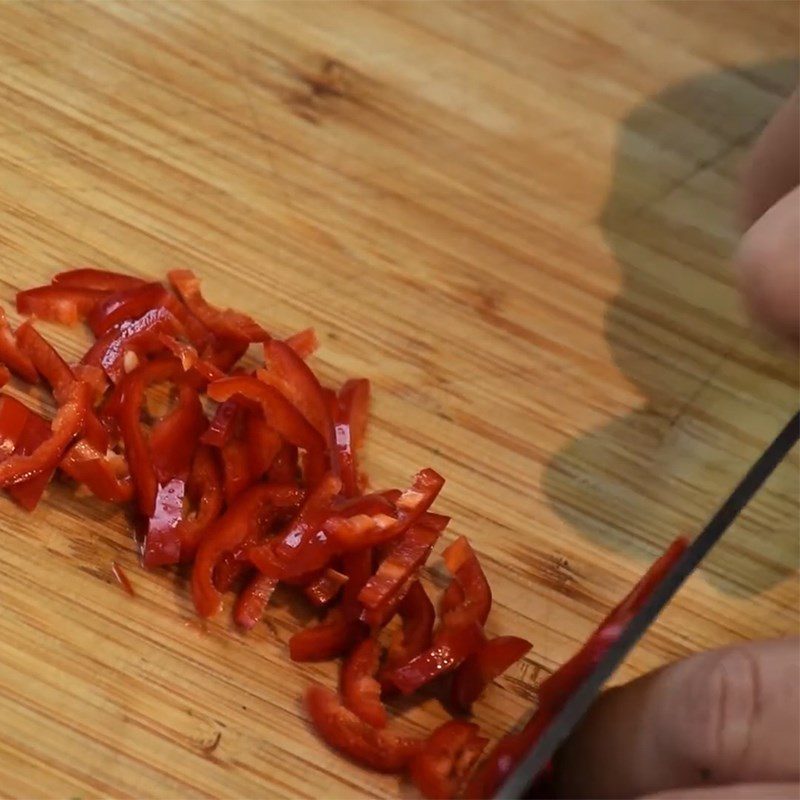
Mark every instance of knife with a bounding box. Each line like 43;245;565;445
494;411;800;799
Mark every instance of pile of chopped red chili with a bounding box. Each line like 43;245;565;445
0;268;687;799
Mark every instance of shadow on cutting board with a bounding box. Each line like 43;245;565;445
543;60;799;597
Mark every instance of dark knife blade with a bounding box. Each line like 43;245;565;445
495;411;799;800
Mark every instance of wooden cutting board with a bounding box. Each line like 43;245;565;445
0;2;796;797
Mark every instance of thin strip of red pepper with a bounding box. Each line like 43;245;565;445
221;435;254;505
16;285;110;325
0;309;38;384
334;378;370;497
384;621;485;696
144;478;186;566
234;572;279;630
60;440;133;504
86;282;169;337
358;525;440;612
6;410;53;510
463;537;689;799
191;482;304;617
380;580;435;690
410;720;489;800
267;441;299;483
168;269;269;343
0;396;30;457
340;636;387;728
259;339;332;439
289;609;363;662
305;685;422;773
201;399;241;448
176;445;223;563
301;447;328;489
0;380;89;488
52;268;146;292
451;636;533;713
284;327;318;359
149;385;205;484
118;358;184;516
305;568;349;607
441;536;492;628
324;468;444;550
245;412;281;478
208;375;324;452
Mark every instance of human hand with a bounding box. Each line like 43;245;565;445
735;89;799;344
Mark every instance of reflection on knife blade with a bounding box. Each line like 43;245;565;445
484;411;799;800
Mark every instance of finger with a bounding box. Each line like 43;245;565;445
644;783;799;800
734;185;800;345
739;89;799;230
553;638;800;799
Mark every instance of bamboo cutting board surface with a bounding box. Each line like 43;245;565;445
0;2;796;798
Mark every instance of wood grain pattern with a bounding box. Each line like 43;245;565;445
0;2;796;797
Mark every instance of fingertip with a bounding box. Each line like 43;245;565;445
733;186;800;346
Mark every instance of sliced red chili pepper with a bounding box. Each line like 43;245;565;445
248;474;341;580
284;327;318;359
409;720;488;800
334;378;370;497
86;282;169;337
324;468;444;550
305;567;348;607
208;376;324;452
259;338;331;439
464;537;689;799
52;268;146;292
6;410;53;510
0;380;89;489
451;636;532;713
149;385;205;484
143;478;186;567
441;536;492;628
83;307;184;383
117;358;184;516
0;309;38;384
289;609;364;662
60;441;133;504
340;636;387;728
234;572;279;630
16;285;110;325
380;580;435;689
191;482;304;617
168;269;269;343
358;525;440;613
305;684;422;773
384;621;485;695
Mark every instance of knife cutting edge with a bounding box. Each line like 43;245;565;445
494;411;800;800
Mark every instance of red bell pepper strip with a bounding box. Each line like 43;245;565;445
340;636;387;728
118;358;184;516
158;334;227;384
86;282;169;337
16;285;110;325
0;309;38;384
52;268;146;292
441;536;492;628
149;385;205;484
247;474;341;580
259;338;332;439
284;327;318;359
0;396;29;457
463;537;689;799
334;378;370;497
305;684;422;773
201;399;241;448
144;478;186;567
324;468;444;550
289;609;364;662
168;269;269;343
301;447;328;489
191;482;304;617
234;572;279;630
0;380;89;488
83;307;184;383
451;636;532;713
384;621;485;696
358;525;440;611
72;364;108;401
221;436;254;505
60;440;133;504
245;412;281;478
380;580;435;687
409;720;489;800
208;376;324;452
176;445;223;563
305;568;348;607
268;441;299;484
